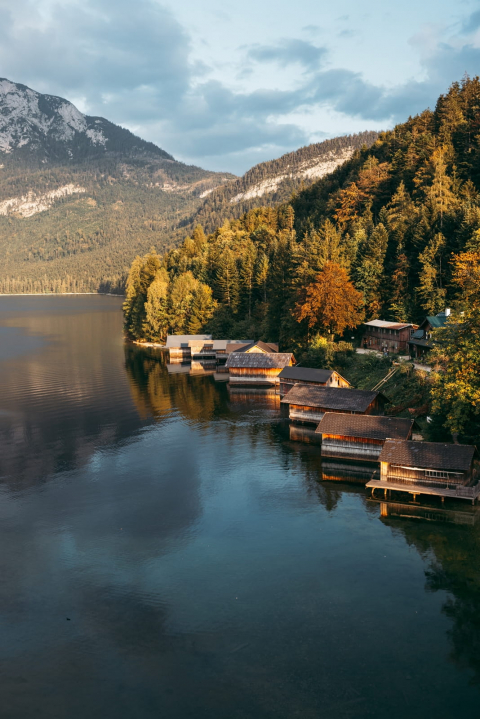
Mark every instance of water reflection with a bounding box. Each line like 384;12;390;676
0;296;147;487
2;299;480;717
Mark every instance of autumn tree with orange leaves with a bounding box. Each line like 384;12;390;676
294;262;365;337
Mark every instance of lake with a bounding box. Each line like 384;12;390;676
0;295;480;719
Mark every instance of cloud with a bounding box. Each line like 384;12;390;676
0;0;479;174
461;9;480;34
246;38;327;72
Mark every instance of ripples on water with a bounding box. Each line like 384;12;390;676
0;295;480;719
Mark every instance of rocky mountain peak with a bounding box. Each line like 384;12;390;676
0;78;172;163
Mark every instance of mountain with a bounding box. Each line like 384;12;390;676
0;79;235;293
0;78;173;164
0;79;377;294
188;131;379;233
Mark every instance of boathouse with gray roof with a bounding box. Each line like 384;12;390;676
281;385;386;423
226;352;295;386
367;439;479;503
315;413;414;462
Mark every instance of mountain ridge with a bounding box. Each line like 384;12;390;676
0;78;378;293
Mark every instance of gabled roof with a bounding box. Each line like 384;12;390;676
281;385;383;412
226;342;252;353
364;320;412;329
226;352;293;369
278;366;349;386
378;440;476;471
236;340;279;353
316;413;413;440
424;315;447;329
166;334;211;347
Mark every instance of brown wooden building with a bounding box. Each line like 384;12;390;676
281;385;387;424
362;320;414;353
226;352;295;386
315;413;414;462
367;439;479;503
278;366;350;396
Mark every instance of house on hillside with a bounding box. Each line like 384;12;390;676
315;413;414;462
281;386;387;424
408;309;450;360
226;352;294;386
278;366;350;396
362;320;414;354
367;440;478;503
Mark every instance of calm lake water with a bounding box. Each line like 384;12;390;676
1;295;480;718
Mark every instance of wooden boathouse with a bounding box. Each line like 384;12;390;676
315;413;414;462
366;440;479;503
226;352;294;386
281;385;386;424
166;335;252;361
278;366;350;396
166;334;212;361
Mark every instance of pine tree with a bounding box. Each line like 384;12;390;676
216;249;239;309
355;223;388;319
417;233;447;314
142;267;170;342
187;284;217;333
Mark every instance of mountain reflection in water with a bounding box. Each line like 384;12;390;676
1;295;480;718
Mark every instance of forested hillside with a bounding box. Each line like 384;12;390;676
124;76;480;442
189;132;378;233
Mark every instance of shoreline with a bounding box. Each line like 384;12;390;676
0;292;125;297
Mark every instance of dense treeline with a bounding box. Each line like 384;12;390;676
189;131;379;233
0;154;233;294
124;76;480;442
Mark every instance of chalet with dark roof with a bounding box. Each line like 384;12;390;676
278;366;350;396
315;413;413;462
365;439;479;503
281;385;386;423
226;352;295;386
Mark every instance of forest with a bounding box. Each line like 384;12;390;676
123;76;480;443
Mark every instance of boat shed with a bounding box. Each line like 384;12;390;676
281;385;386;424
166;334;212;360
367;440;479;503
226;352;294;386
315;413;414;462
278;366;350;396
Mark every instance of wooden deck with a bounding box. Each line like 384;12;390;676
366;479;480;504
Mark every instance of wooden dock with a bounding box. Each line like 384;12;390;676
366;479;480;504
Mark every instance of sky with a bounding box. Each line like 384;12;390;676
1;0;480;174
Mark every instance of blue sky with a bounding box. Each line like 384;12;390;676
1;0;480;173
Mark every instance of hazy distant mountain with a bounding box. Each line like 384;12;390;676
190;131;379;232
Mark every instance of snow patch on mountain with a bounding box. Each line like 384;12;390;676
0;184;86;217
229;147;355;204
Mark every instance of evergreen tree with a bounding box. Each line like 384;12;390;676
417;233;447;314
